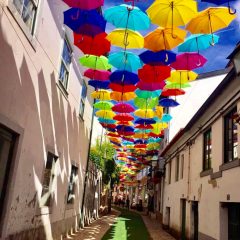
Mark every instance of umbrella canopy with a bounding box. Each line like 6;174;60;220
135;118;156;125
135;124;153;130
144;27;187;52
161;114;173;122
146;0;197;27
114;113;134;121
101;123;117;129
167;70;198;83
112;103;135;113
138;65;171;83
117;121;134;126
135;109;155;118
108;51;143;72
111;91;136;101
178;34;220;52
63;8;106;35
201;0;237;14
186;7;236;45
98;118;116;124
135;89;162;99
155;106;163;119
159;98;180;107
137;81;166;91
88;80;110;89
91;90;111;100
74;32;110;56
139;50;176;65
107;29;144;49
96;110;116;119
165;82;191;89
170;53;207;70
80;55;112;70
161;88;185;96
63;0;104;10
109;83;137;92
104;4;150;30
151;123;168;134
84;69;111;80
94;101;113;110
134;97;159;109
110;70;139;85
116;125;135;132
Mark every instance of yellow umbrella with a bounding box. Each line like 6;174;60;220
147;0;197;33
167;70;198;83
134;109;155;118
110;91;136;101
95;110;116;119
107;29;144;49
147;142;160;148
155;106;164;119
109;137;121;143
152;123;168;134
144;27;187;51
134;133;149;139
91;90;111;100
186;7;236;45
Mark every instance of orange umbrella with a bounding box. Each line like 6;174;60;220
111;91;136;101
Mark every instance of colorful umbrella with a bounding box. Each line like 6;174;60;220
178;34;220;53
137;81;166;91
91;90;111;100
135;124;153;130
114;113;134;121
110;71;139;85
135;89;162;99
98;118;116;124
161;88;185;96
101;123;117;129
202;0;237;14
155;106;163;119
112;103;135;113
159;98;180;107
170;53;207;70
186;7;236;45
94;101;113;110
139;50;176;65
84;69;111;80
109;83;137;92
117;121;134;126
111;91;136;101
116;125;135;132
63;0;104;10
161;114;173;122
167;70;198;83
165;82;191;89
134;109;155;118
108;51;143;72
138;65;171;83
96;110;116;119
88;80;110;89
80;55;112;70
74;33;110;56
63;8;106;35
107;29;144;49
144;27;187;51
104;4;150;30
134;97;159;109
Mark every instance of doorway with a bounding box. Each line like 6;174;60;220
181;199;186;240
166;207;170;229
192;201;199;240
228;203;240;240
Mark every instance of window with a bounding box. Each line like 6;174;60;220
203;129;212;170
224;107;238;163
175;155;180;182
59;38;72;90
67;165;78;204
168;161;172;184
79;81;87;117
12;0;37;34
41;152;58;207
180;154;184;179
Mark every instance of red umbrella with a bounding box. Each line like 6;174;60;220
122;137;135;142
149;132;164;138
135;144;147;148
138;65;171;83
137;81;166;91
112;103;135;113
74;32;110;56
170;53;207;70
118;131;135;136
161;88;185;97
135;124;153;129
107;132;119;137
114;113;134;121
63;0;104;9
109;83;137;93
100;123;116;129
84;69;111;80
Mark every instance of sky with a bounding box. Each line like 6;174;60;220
103;0;240;73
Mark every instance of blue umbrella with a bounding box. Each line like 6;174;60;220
104;4;150;30
116;125;135;132
98;118;116;124
178;34;220;53
135;118;156;124
110;141;122;147
107;128;116;132
134;139;148;144
139;50;176;65
159;98;179;107
110;70;139;85
155;114;173;123
63;8;106;35
88;80;110;89
201;0;236;14
109;51;143;72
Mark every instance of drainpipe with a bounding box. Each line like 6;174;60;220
187;140;192;201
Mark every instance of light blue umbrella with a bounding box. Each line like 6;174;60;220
108;51;143;72
135;89;162;99
104;4;150;30
178;34;219;53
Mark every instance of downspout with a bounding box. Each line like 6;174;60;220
187;141;192;201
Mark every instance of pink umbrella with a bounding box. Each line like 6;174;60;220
136;81;166;91
63;0;104;10
112;103;135;113
84;69;111;80
170;53;207;70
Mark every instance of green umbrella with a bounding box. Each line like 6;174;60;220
165;82;191;89
134;97;158;109
94;101;113;110
79;55;112;70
